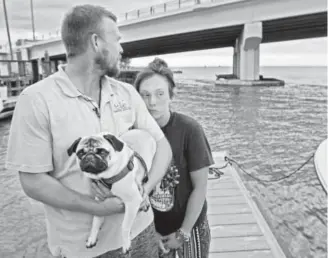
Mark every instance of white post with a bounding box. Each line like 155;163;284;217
234;22;262;80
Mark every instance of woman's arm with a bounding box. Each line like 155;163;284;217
179;118;213;234
144;137;172;195
162;166;209;250
180;166;209;234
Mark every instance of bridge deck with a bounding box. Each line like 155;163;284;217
208;152;286;258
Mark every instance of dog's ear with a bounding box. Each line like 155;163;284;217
103;134;124;152
67;137;82;156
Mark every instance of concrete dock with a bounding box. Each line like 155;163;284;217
208;152;286;258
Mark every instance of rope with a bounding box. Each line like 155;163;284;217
208;167;224;180
209;153;315;184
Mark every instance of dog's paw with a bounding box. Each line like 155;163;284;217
86;236;98;249
139;197;150;212
140;202;150;212
122;241;132;255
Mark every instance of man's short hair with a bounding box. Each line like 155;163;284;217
61;5;117;58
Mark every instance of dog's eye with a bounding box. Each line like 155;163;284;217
96;148;109;156
76;150;85;159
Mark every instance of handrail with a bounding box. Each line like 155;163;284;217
0;0;222;47
118;0;205;22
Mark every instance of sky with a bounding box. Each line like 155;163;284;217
0;0;327;67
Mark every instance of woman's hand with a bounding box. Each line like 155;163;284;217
91;180;115;201
162;232;183;250
138;184;151;211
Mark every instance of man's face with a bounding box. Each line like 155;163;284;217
94;17;123;77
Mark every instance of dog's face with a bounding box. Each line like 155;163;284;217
67;133;124;178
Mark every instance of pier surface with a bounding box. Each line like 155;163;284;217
208;152;286;258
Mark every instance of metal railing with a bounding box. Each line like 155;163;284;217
118;0;206;22
1;0;223;46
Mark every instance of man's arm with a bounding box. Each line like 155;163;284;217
6;92;123;216
143;137;172;195
19;172;124;216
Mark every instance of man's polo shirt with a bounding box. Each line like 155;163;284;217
5;65;164;258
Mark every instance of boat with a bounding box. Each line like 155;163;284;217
0;97;16;119
0;86;16;120
314;139;327;193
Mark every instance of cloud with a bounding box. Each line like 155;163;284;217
0;0;155;36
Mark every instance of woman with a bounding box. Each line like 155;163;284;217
134;58;214;258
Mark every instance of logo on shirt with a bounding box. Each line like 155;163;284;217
150;162;180;212
112;99;131;113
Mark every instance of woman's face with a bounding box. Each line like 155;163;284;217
139;74;171;120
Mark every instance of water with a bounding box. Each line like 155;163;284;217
0;66;327;258
172;66;328;86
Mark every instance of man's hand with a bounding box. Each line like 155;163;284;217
90;181;125;216
93;196;125;216
91;180;115;201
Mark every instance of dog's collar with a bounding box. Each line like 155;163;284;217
99;155;134;189
133;151;148;179
97;151;149;190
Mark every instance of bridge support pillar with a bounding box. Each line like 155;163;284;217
233;22;262;80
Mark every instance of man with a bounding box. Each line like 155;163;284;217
5;5;172;258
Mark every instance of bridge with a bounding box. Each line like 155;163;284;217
19;0;327;81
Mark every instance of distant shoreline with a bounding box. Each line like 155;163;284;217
131;65;327;68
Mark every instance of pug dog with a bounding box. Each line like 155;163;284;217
67;129;156;254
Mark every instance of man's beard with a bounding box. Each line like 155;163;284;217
95;50;120;78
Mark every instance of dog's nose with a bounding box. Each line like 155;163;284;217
84;154;96;163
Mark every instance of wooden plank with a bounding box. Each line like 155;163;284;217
208;174;233;181
210;250;274;258
209;236;270;252
207;196;247;205
207;183;239;190
207;203;252;215
225;163;287;258
208;213;257;226
206;153;286;258
211;176;233;181
211;224;263;238
207;181;239;190
207;188;243;197
208;180;235;187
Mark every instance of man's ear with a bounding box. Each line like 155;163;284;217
67;137;82;156
103;134;124;152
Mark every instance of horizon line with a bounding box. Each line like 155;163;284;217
131;65;328;68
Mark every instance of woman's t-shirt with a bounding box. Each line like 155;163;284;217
152;111;214;236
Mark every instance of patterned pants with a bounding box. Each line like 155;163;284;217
159;216;211;258
95;222;159;258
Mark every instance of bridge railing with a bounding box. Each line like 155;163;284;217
118;0;212;22
1;0;221;46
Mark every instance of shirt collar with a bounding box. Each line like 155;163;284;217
54;64;81;98
54;64;115;99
